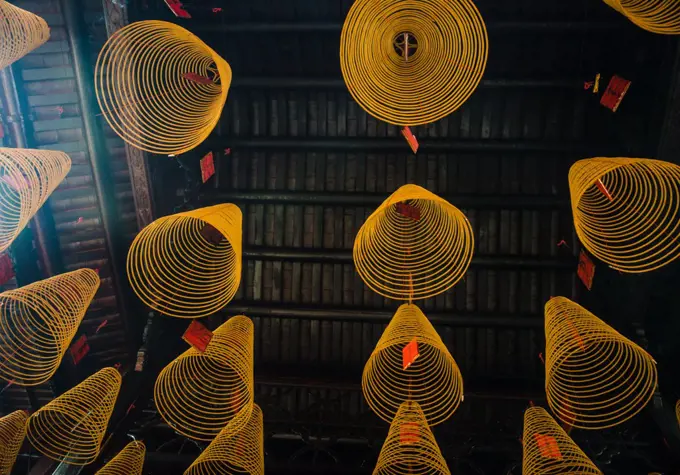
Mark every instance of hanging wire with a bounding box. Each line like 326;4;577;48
0;0;50;71
0;410;28;474
544;297;658;430
94;441;146;475
603;0;680;34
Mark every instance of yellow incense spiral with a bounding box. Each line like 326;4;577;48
569;157;680;273
522;407;602;475
340;0;488;126
95;441;146;475
0;0;50;71
545;297;658;430
373;400;450;475
185;404;264;475
603;0;680;34
27;367;122;465
155;316;255;441
0;410;28;475
0;148;71;253
363;303;463;426
127;204;242;318
0;268;100;386
353;184;474;301
95;20;231;155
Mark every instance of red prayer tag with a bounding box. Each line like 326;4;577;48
0;254;14;286
182;320;213;353
534;433;562;460
200;152;215;183
395;202;421;221
70;334;90;365
402;338;419;370
164;0;191;18
1;173;29;191
400;422;420;444
595;178;613;201
577;250;595;291
566;318;586;351
401;127;419;154
183;73;213;85
600;75;631;112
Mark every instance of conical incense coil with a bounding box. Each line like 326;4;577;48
155;315;255;440
569;157;680;273
340;0;488;126
0;148;71;253
95;20;232;155
95;441;146;475
373;400;450;475
603;0;680;34
127;204;242;318
0;0;50;71
522;406;602;475
185;404;264;475
0;410;28;475
27;367;122;465
0;268;100;386
545;297;657;430
353;184;474;301
362;303;463;426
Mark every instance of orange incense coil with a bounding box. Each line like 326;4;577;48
95;20;232;155
0;410;28;475
545;297;657;430
340;0;488;126
27;367;122;465
362;303;463;426
127;204;242;318
353;184;474;301
0;0;50;71
373;400;450;475
569;157;680;273
522;407;601;475
154;315;255;440
95;441;146;475
185;404;264;475
0;148;71;253
0;268;100;386
603;0;680;34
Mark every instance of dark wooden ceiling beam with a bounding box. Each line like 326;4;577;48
231;77;582;89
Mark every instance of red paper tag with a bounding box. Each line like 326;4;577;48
395;202;421;221
577;250;595;291
402;338;419;370
595;179;613;201
401;127;419;154
200;152;215;183
70;334;90;365
566;318;586;351
164;0;191;18
200;223;223;245
1;173;29;191
600;75;631;112
0;254;14;286
400;422;420;444
182;320;213;353
183;73;213;85
534;434;562;460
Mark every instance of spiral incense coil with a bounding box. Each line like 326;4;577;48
373;400;449;475
340;0;488;126
95;441;146;475
363;303;463;426
522;407;601;475
0;268;100;386
95;20;232;155
603;0;680;34
185;404;264;475
569;157;680;273
155;315;254;440
0;0;50;71
353;184;474;301
545;297;658;430
0;410;28;475
27;367;122;465
0;148;71;253
127;204;242;318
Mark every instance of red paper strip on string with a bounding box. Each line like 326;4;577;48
600;75;631;112
399;421;420;444
70;334;90;365
1;173;29;191
534;433;562;460
182;320;213;353
200;223;223;245
183;72;212;85
577;250;595;291
402;337;419;370
566;318;586;351
0;253;14;286
164;0;191;18
595;178;613;201
401;127;419;154
395;202;421;221
200;151;215;183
